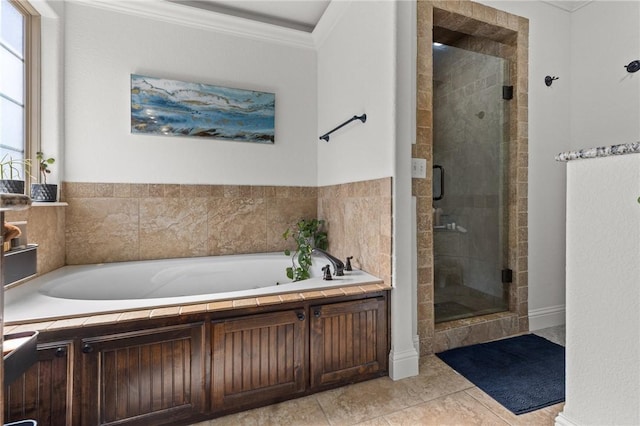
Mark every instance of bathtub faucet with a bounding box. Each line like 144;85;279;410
312;248;345;276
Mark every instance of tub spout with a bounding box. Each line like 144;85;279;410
312;248;345;276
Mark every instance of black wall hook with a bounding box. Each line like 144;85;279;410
545;76;559;86
319;114;367;142
624;60;640;73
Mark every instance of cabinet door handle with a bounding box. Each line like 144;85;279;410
296;312;305;321
55;347;67;358
314;310;321;318
82;343;93;354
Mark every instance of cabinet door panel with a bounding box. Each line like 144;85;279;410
4;344;71;426
212;310;306;411
80;323;204;426
310;297;388;388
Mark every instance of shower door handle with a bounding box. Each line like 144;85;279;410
433;165;444;200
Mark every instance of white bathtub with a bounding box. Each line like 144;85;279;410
4;252;382;323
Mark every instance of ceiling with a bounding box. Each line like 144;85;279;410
171;0;331;32
172;0;593;33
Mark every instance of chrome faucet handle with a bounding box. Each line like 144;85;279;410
345;256;353;271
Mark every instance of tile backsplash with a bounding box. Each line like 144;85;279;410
63;182;317;264
318;178;392;286
4;179;392;286
5;205;66;276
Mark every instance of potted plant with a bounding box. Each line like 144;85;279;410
31;151;57;202
283;218;328;281
0;154;28;194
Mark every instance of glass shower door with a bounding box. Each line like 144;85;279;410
432;43;509;323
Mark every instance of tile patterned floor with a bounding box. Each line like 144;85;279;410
195;326;566;426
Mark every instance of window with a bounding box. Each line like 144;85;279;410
0;0;40;181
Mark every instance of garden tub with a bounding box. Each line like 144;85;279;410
4;252;383;323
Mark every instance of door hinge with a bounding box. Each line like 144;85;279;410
502;268;513;284
502;85;513;100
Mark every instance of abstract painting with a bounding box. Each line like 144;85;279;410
131;74;275;143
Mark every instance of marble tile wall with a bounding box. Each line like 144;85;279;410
62;182;317;264
416;0;529;354
317;178;392;286
5;205;66;276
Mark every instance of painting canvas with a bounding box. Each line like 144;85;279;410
131;74;275;143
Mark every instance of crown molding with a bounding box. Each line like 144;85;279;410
312;0;351;49
69;0;316;50
541;1;592;13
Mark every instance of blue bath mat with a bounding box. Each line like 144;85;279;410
436;334;565;415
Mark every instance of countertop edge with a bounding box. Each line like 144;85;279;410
556;142;640;162
4;282;392;333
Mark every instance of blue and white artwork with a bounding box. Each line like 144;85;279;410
131;74;275;143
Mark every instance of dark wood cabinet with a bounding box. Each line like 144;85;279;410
211;309;306;412
4;342;72;426
310;297;388;388
5;291;388;425
78;323;205;426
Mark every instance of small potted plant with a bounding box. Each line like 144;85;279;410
31;151;57;202
283;218;328;281
0;154;28;194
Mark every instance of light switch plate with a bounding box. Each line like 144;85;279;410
411;158;427;179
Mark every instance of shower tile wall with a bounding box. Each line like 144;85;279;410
433;45;506;305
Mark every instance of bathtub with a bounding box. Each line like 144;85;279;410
4;252;382;323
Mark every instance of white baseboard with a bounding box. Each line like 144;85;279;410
529;304;566;331
388;345;419;380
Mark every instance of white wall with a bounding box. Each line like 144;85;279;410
479;0;572;329
32;0;64;187
560;154;640;425
64;2;317;186
570;0;640;149
316;0;395;186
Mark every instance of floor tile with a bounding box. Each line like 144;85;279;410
354;417;391;426
209;395;329;426
383;390;510;425
533;325;566;346
465;387;564;426
315;376;423;425
402;355;475;403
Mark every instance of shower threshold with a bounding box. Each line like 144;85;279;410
434;302;508;324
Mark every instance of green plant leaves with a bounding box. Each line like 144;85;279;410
282;218;328;282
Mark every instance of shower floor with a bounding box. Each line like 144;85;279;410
435;284;508;323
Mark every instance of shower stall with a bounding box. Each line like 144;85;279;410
432;42;510;323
